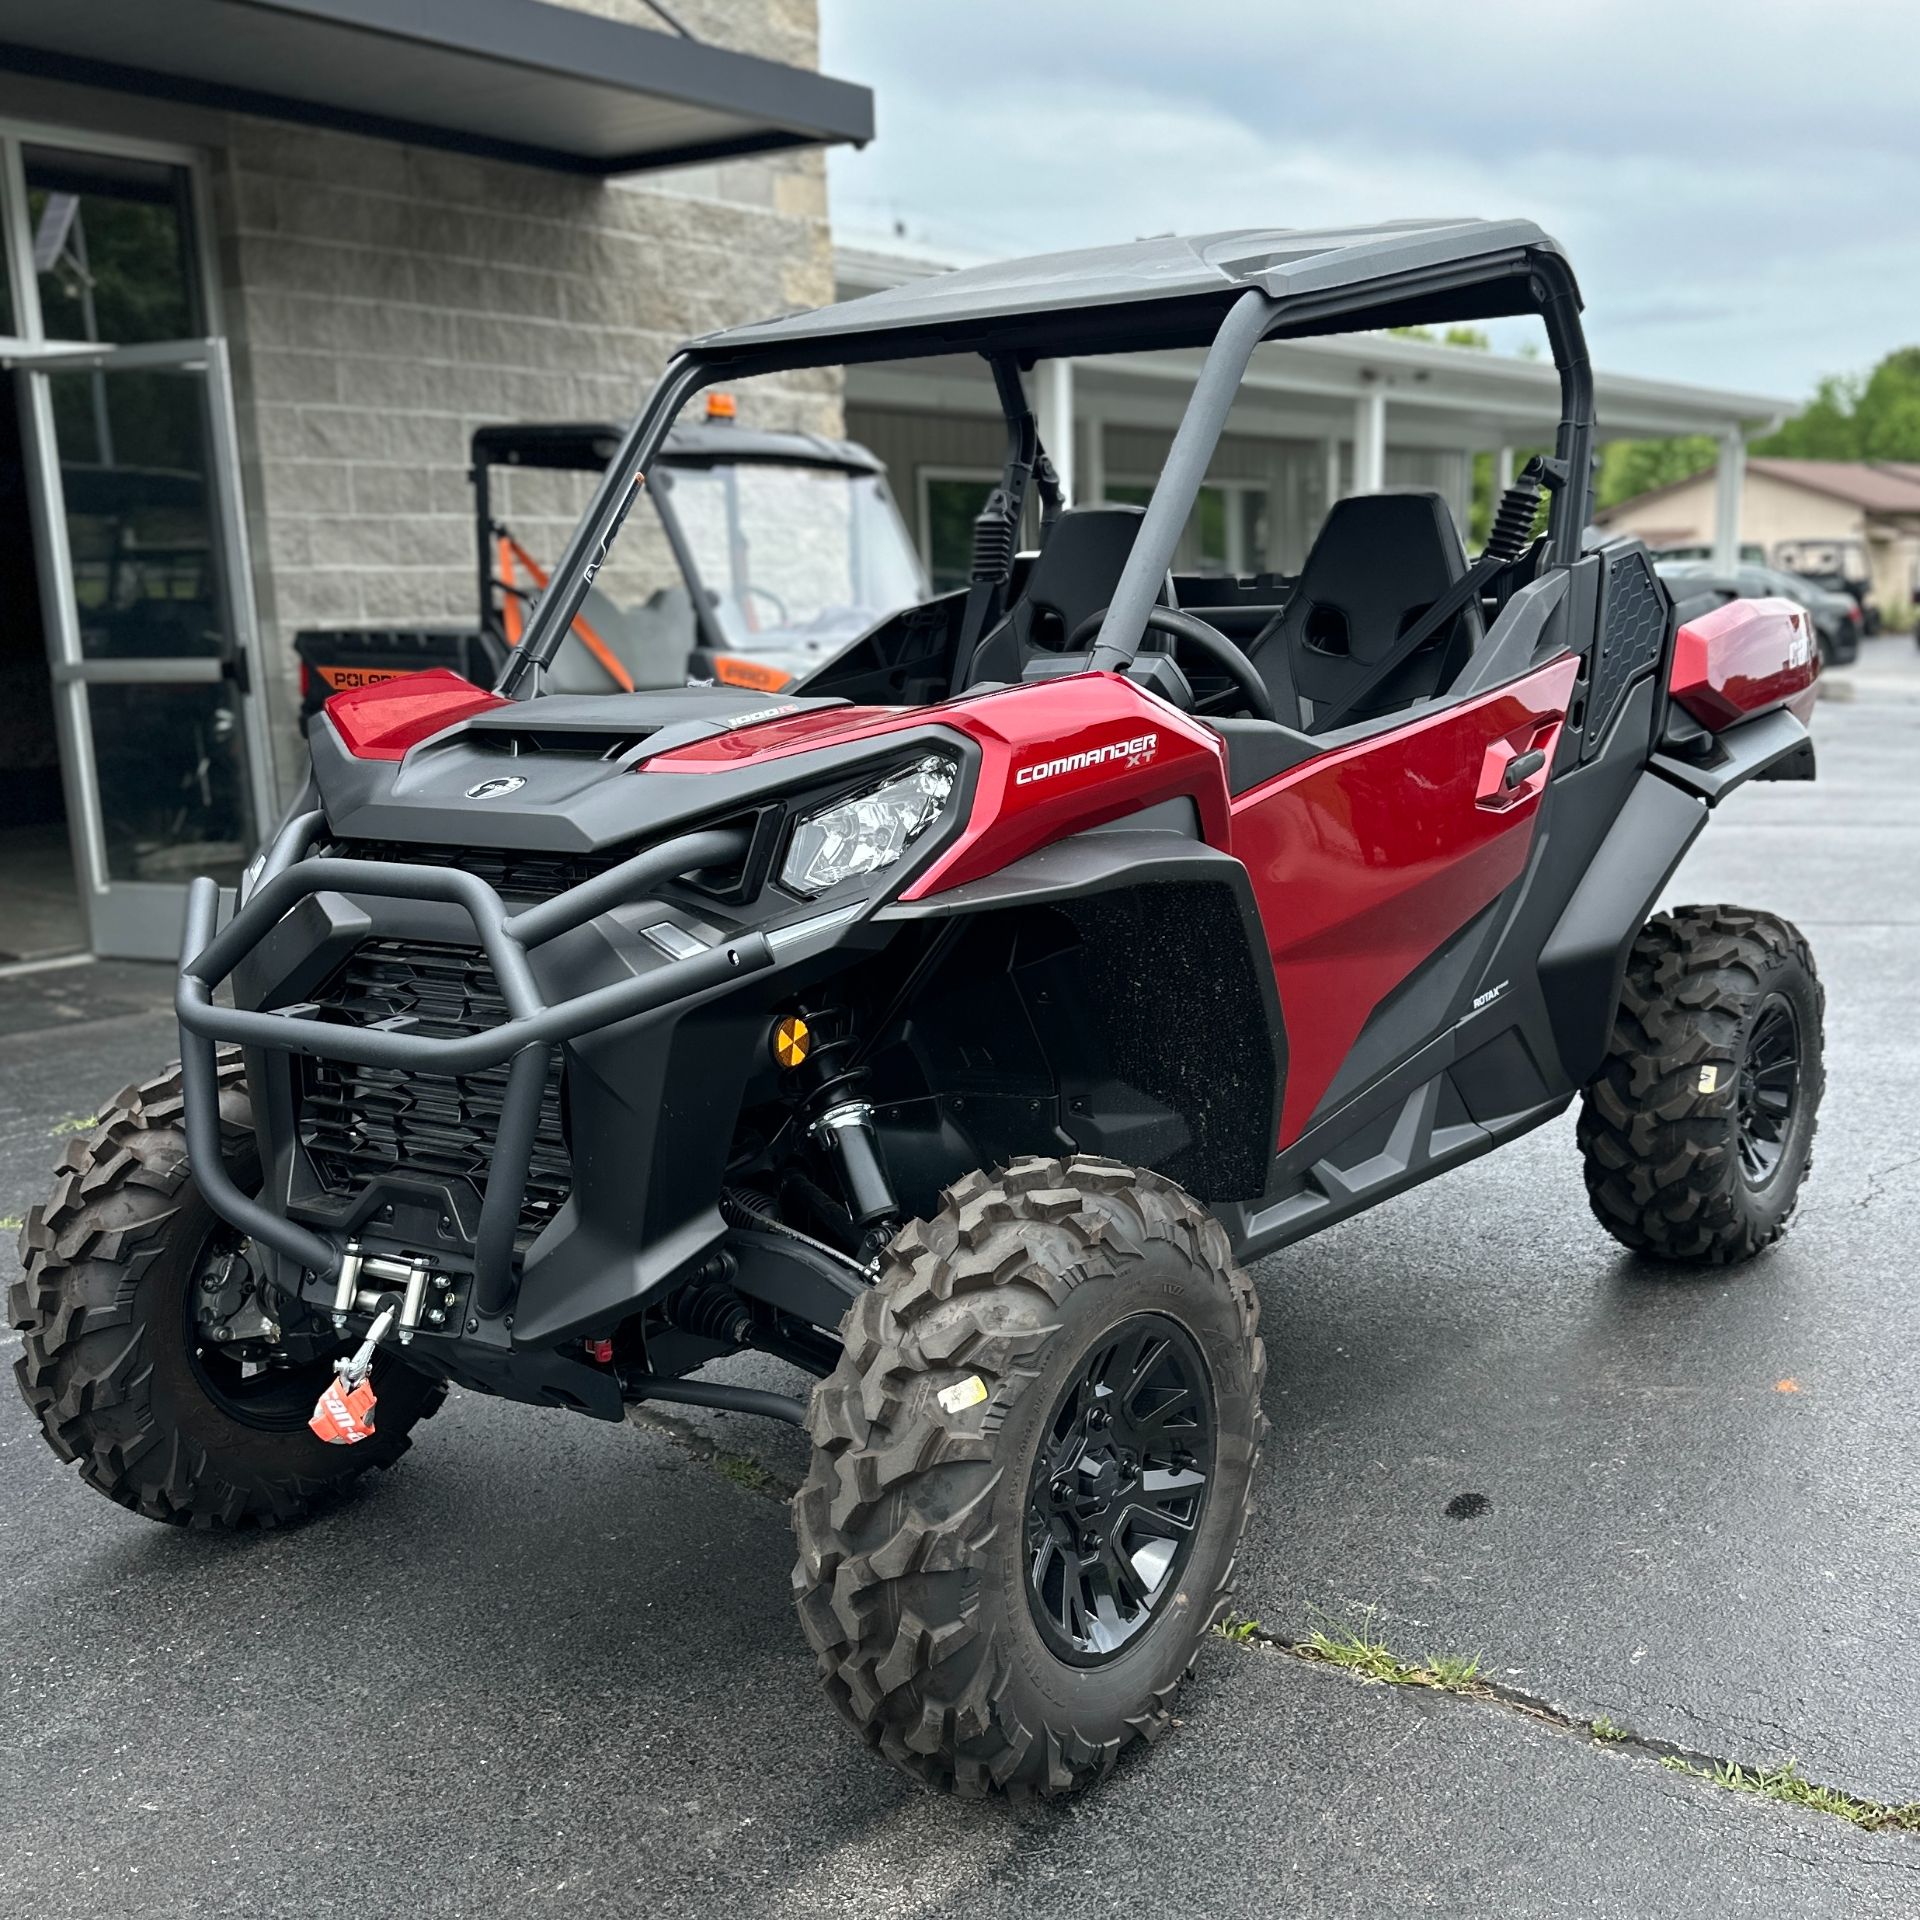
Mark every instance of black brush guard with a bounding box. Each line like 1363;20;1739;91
175;818;767;1319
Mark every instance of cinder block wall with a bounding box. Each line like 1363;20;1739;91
207;0;842;796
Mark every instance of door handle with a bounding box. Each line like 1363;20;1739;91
1475;723;1560;811
1503;748;1546;789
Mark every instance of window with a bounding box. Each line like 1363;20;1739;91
25;146;202;346
1102;480;1268;575
663;461;926;646
921;471;999;594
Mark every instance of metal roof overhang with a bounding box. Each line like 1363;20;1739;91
0;0;874;175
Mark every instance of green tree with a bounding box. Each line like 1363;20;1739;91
1750;347;1920;462
1592;344;1920;518
1596;435;1716;512
1389;323;1494;350
1756;373;1863;459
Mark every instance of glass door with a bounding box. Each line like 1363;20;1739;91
6;334;272;958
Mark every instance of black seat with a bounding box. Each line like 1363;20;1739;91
964;505;1158;685
1254;490;1482;732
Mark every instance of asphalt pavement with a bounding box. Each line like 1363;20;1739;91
3;639;1918;1918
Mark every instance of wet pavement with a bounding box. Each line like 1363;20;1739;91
3;658;1917;1917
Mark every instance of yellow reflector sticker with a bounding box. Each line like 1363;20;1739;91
937;1374;989;1414
773;1014;811;1069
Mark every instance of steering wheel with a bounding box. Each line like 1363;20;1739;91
1066;606;1275;723
742;583;791;628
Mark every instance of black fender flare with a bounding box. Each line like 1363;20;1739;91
1651;707;1816;804
878;818;1286;1200
1537;771;1707;1086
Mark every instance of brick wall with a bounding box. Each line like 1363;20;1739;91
206;0;842;792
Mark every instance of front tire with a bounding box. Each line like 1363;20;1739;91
791;1156;1265;1798
10;1056;443;1528
1577;906;1824;1264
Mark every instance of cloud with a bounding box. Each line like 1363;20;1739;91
820;0;1920;397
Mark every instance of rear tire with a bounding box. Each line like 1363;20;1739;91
1577;906;1823;1264
10;1056;443;1529
791;1155;1265;1798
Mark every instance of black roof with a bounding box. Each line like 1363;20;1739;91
692;219;1575;368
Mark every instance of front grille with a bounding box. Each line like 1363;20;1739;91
322;839;627;902
297;937;570;1245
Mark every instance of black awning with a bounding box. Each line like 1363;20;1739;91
0;0;873;175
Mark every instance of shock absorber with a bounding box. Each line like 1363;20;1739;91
776;1013;899;1230
1484;455;1551;565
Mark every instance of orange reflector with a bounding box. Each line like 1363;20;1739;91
706;391;737;421
773;1014;811;1069
712;654;792;693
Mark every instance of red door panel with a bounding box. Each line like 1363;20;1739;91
1229;654;1581;1147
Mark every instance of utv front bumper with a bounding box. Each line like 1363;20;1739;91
174;815;782;1347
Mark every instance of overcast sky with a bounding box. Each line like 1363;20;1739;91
819;0;1916;403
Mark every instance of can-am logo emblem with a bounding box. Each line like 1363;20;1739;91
465;775;526;800
1014;732;1159;788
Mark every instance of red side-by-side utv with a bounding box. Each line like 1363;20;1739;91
14;220;1823;1798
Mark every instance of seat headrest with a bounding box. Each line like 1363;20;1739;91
1293;492;1467;665
1019;504;1148;650
1252;489;1482;730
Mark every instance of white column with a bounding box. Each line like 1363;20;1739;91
1495;445;1515;495
1033;358;1075;505
1712;431;1747;570
1353;387;1387;495
1321;434;1342;512
1082;407;1106;505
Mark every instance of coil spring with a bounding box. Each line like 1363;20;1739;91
798;1029;866;1123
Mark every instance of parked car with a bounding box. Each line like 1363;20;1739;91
1656;559;1861;666
1772;539;1880;634
1652;539;1768;567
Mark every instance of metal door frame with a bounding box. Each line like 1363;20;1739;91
0;125;274;958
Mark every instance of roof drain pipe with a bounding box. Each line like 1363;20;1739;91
1089;288;1277;678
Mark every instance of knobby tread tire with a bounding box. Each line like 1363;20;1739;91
10;1053;444;1529
1577;905;1823;1264
790;1154;1265;1799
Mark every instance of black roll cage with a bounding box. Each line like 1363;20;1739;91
496;246;1594;701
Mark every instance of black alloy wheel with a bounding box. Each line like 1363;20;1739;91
1024;1314;1215;1665
1736;994;1803;1189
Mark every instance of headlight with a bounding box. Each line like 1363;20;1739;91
781;755;957;897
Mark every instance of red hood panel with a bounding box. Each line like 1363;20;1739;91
642;673;1233;893
324;669;507;761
